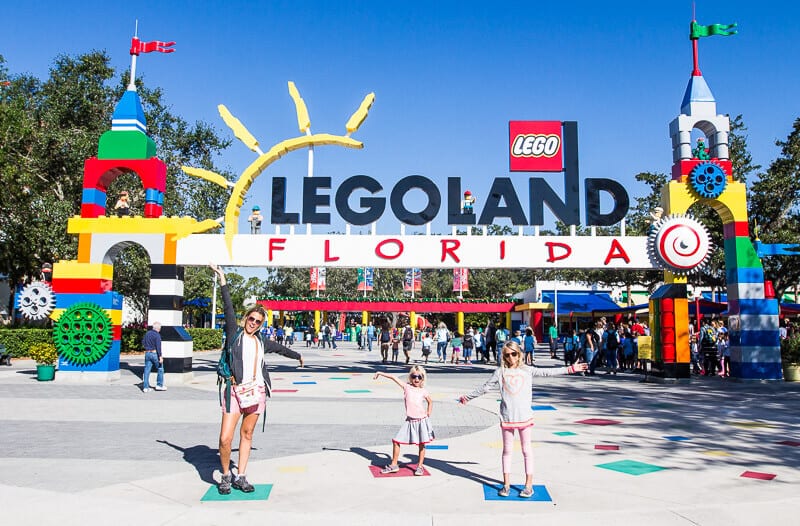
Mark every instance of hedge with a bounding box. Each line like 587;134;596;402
0;327;223;357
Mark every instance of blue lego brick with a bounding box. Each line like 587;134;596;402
731;361;783;381
145;188;164;204
56;292;123;310
729;299;779;316
81;188;108;207
57;340;121;372
726;267;764;285
730;330;780;347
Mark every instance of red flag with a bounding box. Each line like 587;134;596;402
130;37;175;56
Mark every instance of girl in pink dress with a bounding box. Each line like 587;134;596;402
374;365;434;476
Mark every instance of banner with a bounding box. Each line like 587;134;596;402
453;268;469;292
404;268;422;292
357;267;374;291
310;267;326;291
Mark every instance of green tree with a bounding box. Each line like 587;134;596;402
0;52;232;320
749;118;800;298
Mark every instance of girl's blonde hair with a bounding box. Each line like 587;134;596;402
239;304;268;329
500;341;523;369
408;365;428;387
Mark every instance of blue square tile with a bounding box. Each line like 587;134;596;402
425;444;449;450
532;405;556;411
482;484;552;502
663;435;691;441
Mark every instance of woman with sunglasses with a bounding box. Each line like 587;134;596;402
211;264;304;495
373;365;434;476
459;341;586;498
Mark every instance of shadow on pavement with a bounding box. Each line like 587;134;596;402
157;439;221;485
324;446;503;488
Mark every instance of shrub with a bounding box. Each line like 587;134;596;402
781;336;800;364
0;329;53;358
121;327;147;353
188;328;223;351
28;342;58;364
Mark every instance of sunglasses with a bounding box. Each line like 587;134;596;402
503;352;519;357
410;374;424;380
246;316;264;324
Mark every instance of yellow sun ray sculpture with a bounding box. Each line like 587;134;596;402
182;82;375;256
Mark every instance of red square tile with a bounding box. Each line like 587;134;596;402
740;471;776;481
595;444;620;451
272;389;298;393
576;419;623;426
777;440;800;447
368;464;429;478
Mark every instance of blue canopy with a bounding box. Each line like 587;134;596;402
541;291;621;315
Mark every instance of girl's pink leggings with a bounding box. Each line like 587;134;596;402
501;425;533;474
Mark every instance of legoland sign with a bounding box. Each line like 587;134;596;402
173;119;642;269
265;121;629;229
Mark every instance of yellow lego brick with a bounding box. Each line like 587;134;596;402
53;261;114;280
661;181;697;215
665;272;688;285
675;298;690;363
77;234;92;263
710;181;748;223
163;238;177;265
51;308;123;325
67;216;220;240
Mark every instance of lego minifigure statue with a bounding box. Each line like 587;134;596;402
649;206;664;234
462;190;476;214
248;205;263;234
692;137;710;160
114;190;130;217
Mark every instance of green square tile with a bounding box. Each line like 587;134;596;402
553;431;577;436
344;389;371;393
596;460;667;476
201;484;273;501
572;404;589;408
329;377;350;380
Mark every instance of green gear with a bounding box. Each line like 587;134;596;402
53;302;113;366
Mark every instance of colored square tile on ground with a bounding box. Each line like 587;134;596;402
553;431;577;437
576;419;622;426
741;471;776;481
595;444;620;451
572;404;589;408
663;435;691;441
425;444;449;450
277;466;307;473
777;440;800;447
272;389;298;393
344;389;371;394
532;405;556;411
702;450;732;457
368;464;429;478
328;377;350;380
727;421;776;429
201;484;273;501
482;484;552;502
293;381;317;385
596;460;667;476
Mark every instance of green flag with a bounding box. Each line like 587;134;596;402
690;21;737;39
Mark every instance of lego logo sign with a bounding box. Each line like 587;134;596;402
509;121;563;172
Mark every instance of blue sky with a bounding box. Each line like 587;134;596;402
3;0;800;239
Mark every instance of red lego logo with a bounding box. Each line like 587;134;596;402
509;121;563;172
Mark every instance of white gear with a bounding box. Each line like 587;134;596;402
648;214;712;275
17;281;57;320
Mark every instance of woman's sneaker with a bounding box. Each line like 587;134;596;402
218;473;232;495
519;487;534;498
497;486;510;497
380;464;400;474
232;474;255;493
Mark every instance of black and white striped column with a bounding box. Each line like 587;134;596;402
148;264;192;377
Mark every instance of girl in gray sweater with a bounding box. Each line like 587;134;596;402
459;341;586;498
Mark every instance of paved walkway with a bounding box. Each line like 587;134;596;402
1;342;799;525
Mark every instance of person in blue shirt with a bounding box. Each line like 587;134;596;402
142;322;165;392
